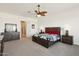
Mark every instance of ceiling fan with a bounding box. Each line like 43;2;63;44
35;4;47;17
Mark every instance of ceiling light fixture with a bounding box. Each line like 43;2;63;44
35;4;47;17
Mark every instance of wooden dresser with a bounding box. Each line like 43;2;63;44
3;32;20;42
62;35;73;45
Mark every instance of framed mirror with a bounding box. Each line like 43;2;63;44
5;23;17;32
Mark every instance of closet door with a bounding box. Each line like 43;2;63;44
21;21;27;39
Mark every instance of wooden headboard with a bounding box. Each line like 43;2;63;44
45;27;61;35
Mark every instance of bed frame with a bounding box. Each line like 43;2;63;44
32;27;61;48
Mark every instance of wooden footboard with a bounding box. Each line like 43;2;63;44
32;36;54;48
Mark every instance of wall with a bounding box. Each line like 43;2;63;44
38;7;79;45
0;12;38;38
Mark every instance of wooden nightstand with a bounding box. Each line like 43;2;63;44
62;35;73;45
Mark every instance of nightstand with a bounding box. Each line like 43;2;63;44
62;35;73;45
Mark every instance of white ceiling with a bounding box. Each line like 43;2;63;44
0;3;79;18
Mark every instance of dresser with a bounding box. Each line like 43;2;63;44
62;35;73;45
3;23;20;42
3;32;20;42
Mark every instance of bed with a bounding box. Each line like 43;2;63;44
32;27;61;48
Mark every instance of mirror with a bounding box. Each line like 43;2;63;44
5;23;17;32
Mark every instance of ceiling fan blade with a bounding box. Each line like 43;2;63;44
35;10;37;13
42;11;47;13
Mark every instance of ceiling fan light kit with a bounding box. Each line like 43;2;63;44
35;4;47;17
37;14;41;17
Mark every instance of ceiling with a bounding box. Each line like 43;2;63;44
0;3;79;18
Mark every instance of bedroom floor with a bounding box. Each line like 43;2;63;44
3;38;79;56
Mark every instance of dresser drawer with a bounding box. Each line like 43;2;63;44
62;35;73;45
62;40;72;44
62;37;72;41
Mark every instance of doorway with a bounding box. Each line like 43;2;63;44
21;21;27;39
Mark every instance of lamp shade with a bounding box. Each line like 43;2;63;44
64;25;71;31
40;27;45;32
64;25;71;36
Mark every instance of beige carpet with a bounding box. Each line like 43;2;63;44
3;38;79;56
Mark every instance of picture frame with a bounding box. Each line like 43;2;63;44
32;24;35;29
